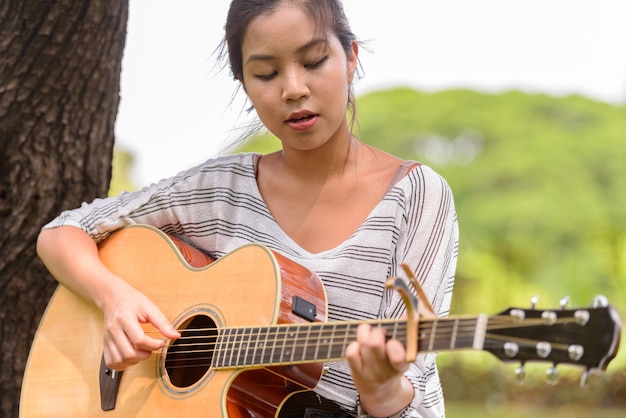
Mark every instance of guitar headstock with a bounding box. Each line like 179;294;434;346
483;295;622;385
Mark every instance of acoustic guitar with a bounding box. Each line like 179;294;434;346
20;224;622;417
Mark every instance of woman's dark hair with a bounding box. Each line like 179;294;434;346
217;0;362;132
224;0;356;80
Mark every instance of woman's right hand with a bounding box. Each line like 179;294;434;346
37;226;180;370
101;280;180;370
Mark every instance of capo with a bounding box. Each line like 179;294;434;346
400;263;436;317
385;264;437;362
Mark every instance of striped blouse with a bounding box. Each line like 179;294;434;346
43;152;458;417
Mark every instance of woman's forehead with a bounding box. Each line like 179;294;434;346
241;5;332;57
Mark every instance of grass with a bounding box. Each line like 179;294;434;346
446;401;624;418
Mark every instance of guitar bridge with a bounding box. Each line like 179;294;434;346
99;354;124;411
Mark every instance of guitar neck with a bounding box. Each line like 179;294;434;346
207;316;488;369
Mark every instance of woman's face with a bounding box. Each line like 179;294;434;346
240;4;358;153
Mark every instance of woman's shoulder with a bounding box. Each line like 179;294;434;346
199;152;260;168
173;152;261;178
139;153;261;193
394;161;454;198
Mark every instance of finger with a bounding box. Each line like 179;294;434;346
356;323;372;344
103;339;122;369
363;326;388;363
105;326;155;370
386;339;410;373
345;341;363;372
124;316;165;352
104;334;138;370
140;304;181;341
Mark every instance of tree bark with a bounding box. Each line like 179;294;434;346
0;0;128;416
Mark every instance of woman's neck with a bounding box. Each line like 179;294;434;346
278;133;363;183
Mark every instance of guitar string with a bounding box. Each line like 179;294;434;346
114;324;579;375
144;316;576;344
156;320;479;370
152;318;578;369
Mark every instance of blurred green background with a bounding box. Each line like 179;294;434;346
110;87;625;417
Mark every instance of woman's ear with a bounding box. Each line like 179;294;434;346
347;40;359;84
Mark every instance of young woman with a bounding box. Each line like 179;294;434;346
37;1;458;417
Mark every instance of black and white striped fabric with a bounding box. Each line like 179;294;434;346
44;152;458;418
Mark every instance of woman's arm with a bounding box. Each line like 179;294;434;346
37;226;180;369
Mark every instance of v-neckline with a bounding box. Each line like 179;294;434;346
249;154;418;257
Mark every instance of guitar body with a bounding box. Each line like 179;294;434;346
20;225;327;417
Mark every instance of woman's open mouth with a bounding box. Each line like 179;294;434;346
285;111;319;131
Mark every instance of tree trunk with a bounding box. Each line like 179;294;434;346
0;0;128;416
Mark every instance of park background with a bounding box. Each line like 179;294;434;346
108;1;625;417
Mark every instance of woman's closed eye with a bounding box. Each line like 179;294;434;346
253;55;329;81
254;71;278;81
305;55;329;70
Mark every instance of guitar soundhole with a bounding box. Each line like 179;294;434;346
165;314;218;388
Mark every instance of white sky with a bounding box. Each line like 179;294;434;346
115;0;626;186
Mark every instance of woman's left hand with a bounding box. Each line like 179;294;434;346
345;323;414;417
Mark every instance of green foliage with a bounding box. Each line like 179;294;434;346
109;146;137;196
367;90;626;317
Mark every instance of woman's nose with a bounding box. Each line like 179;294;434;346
282;68;310;102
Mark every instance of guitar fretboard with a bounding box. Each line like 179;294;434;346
209;316;488;369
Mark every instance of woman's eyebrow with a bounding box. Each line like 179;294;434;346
245;38;328;65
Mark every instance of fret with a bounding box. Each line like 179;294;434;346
326;324;336;360
393;321;403;345
240;327;250;366
292;326;305;362
301;323;312;362
317;324;332;361
450;318;459;349
265;327;276;365
243;327;258;366
381;322;399;344
341;322;351;355
285;326;298;363
263;326;272;365
328;323;347;359
219;329;229;368
215;329;228;368
268;324;280;365
427;319;438;351
256;327;265;365
278;325;289;364
312;323;322;361
230;328;239;367
391;321;400;340
228;328;241;367
304;323;322;362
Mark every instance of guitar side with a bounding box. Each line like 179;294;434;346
20;225;328;417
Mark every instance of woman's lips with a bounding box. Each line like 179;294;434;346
285;111;319;131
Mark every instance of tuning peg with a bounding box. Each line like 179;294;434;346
559;296;570;310
530;295;539;309
510;309;525;321
592;295;608;308
579;369;590;388
574;310;590;326
546;364;559;385
515;364;526;384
